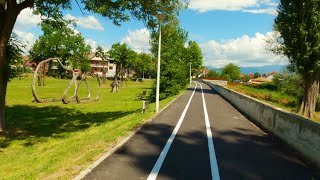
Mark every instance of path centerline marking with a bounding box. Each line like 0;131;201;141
147;83;198;180
199;83;220;180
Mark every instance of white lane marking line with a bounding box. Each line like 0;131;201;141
147;83;198;180
199;83;220;180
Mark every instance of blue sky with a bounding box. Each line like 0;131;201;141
13;0;287;68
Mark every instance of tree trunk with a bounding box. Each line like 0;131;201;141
0;12;16;131
0;46;8;131
102;65;106;84
300;70;320;118
0;0;34;131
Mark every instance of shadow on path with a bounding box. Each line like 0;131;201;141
91;122;317;179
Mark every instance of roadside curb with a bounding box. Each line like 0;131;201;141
72;88;187;180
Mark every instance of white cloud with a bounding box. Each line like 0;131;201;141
122;28;151;53
13;30;36;53
242;8;278;16
67;25;80;34
200;32;287;68
85;39;98;50
14;8;41;30
65;14;104;31
189;0;278;15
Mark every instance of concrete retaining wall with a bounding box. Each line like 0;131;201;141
201;79;228;86
203;80;320;168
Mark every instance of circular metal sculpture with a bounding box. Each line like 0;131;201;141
32;58;100;104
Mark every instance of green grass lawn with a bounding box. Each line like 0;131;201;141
227;84;320;123
0;76;182;179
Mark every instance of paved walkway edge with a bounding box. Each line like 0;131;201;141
72;89;187;180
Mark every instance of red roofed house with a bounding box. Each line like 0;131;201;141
21;55;36;73
199;68;211;77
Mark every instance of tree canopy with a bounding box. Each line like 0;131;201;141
108;42;136;76
254;72;261;78
221;63;241;82
130;53;156;79
95;45;109;84
0;0;186;130
150;16;190;100
7;34;26;81
185;40;203;73
208;70;220;78
29;21;91;73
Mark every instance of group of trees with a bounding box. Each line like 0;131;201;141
206;1;320;118
29;20;91;80
149;16;203;101
0;0;185;131
268;67;320;112
1;0;319;131
207;63;241;82
28;21;158;86
107;43;156;80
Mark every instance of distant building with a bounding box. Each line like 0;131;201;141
240;73;254;79
21;54;117;77
199;68;211;77
266;72;277;81
249;77;271;84
21;55;36;72
89;53;117;78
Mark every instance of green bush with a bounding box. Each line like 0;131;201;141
150;77;186;102
256;82;279;91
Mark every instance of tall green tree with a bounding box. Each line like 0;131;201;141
7;34;26;81
108;43;135;77
29;20;91;78
95;46;108;84
221;63;241;82
241;75;251;83
150;17;189;100
254;72;261;78
208;70;220;78
185;41;203;75
130;53;156;79
274;0;320;118
0;0;185;131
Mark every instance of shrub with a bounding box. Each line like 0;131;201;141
150;78;186;102
255;82;279;91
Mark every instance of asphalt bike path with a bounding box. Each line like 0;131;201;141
201;82;316;179
83;81;316;180
83;83;198;180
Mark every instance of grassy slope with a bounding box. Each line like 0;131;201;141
227;84;320;123
0;76;180;179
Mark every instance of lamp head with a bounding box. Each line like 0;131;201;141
156;14;165;22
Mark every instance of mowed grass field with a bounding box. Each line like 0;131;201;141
0;76;181;179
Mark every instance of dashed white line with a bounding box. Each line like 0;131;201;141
147;83;198;180
199;83;220;180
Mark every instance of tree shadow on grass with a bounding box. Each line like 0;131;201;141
0;105;137;148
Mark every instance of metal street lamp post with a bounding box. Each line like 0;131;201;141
155;14;165;113
190;61;192;86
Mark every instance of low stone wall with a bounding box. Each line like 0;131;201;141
201;79;228;86
203;80;320;168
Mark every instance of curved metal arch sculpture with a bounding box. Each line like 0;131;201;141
32;58;100;104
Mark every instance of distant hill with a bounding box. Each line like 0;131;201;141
206;65;286;74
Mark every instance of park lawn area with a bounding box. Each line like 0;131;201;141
0;76;181;179
227;84;320;123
